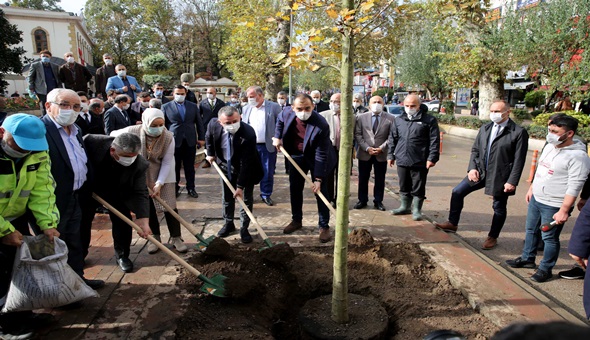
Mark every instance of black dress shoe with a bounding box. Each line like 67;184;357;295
374;202;386;211
117;257;133;273
83;278;105;290
261;196;274;206
175;187;181;198
353;201;367;209
240;228;253;244
187;189;199;198
217;223;236;237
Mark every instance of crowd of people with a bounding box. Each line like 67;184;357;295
2;49;590;338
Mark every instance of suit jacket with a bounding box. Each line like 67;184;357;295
315;100;330;113
75;112;105;136
41;115;89;215
162;100;205;147
59;63;93;92
205;120;264;188
199;98;226;127
468;119;529;196
105;75;141;101
152;95;170;104
83;134;149;218
319;110;340;148
355;111;395;162
95;64;116;98
275;108;336;179
104;106;131;135
186;90;198;104
28;61;61;95
130;101;145;125
242;100;283;153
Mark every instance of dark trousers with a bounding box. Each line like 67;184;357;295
358;156;387;203
397;165;429;199
0;215;31;302
325;146;339;202
449;176;509;238
175;140;197;191
79;190;98;259
38;93;47;116
221;177;254;229
56;194;85;277
257;144;277;198
106;201;133;259
148;198;181;237
289;155;330;229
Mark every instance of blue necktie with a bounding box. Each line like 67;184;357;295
178;104;186;121
227;133;233;181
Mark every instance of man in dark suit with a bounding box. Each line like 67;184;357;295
76;98;105;136
59;51;93;93
199;87;226;128
163;85;205;198
435;100;528;250
151;82;170;104
95;53;116;99
273;94;336;243
130;92;151;125
276;91;291;109
354;95;395;212
205;106;264;243
83;133;152;273
27;49;61;115
41;88;104;289
310;90;330;113
104;94;131;134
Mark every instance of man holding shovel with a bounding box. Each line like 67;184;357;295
206;106;263;243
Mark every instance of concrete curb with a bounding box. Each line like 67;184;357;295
439;123;546;151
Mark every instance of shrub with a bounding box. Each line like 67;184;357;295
4;97;38;111
511;109;532;124
532;110;590;127
525;125;548;139
530;110;543;117
524;90;546;108
456;116;487;129
142;74;173;88
442;100;455;114
431;113;456;125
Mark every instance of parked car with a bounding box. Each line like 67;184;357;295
426;100;440;111
385;104;404;117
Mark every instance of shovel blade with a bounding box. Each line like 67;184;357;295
195;235;216;252
199;274;227;297
257;240;283;252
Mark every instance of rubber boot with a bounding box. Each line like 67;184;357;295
412;197;424;221
391;196;411;215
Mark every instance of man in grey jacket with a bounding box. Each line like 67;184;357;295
28;50;61;115
506;114;590;283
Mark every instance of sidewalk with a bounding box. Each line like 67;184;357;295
40;156;584;338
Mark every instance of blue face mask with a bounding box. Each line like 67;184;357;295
41;56;50;63
147;126;165;137
154;90;163;97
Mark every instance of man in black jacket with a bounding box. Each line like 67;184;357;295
311;90;330;113
83;133;151;273
388;94;440;221
435;100;528;250
206;106;263;243
104;95;131;134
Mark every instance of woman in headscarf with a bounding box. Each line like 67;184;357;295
111;108;187;253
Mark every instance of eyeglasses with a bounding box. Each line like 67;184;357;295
51;102;82;111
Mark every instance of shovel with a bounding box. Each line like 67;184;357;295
92;193;227;297
279;146;337;216
147;187;215;251
211;161;277;250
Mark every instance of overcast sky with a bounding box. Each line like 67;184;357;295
59;0;86;14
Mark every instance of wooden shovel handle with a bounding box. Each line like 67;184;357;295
279;146;337;215
92;193;202;278
147;188;201;236
210;161;269;240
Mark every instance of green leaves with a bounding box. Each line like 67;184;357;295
0;9;25;92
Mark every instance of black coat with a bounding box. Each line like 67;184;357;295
468;119;528;196
315;100;330;113
199;98;226;127
205;120;264;188
104;106;131;135
129;101;145;125
75;112;105;136
388;104;440;167
83;134;149;218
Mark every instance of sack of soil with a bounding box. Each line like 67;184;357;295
1;235;98;312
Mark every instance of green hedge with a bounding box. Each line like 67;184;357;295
511;109;532;123
532;110;590;127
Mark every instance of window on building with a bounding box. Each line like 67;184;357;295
34;29;48;53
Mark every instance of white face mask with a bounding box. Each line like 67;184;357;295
329;103;340;112
147;126;165;137
353;102;360;109
248;97;258;106
140;101;150;108
312;98;320;104
240;102;248;107
117;70;126;77
206;93;215;100
404;107;418;116
296;111;312;121
104;59;113;66
1;139;30;159
489;112;504;123
278;98;286;106
116;155;137;167
122;104;130;110
546;131;566;146
80;103;89;112
66;56;75;64
371;103;383;113
55;108;79;126
223;122;240;134
174;95;186;103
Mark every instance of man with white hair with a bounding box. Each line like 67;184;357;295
310;90;330;113
353;93;368;115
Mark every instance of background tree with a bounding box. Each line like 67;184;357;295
0;9;26;93
10;0;63;11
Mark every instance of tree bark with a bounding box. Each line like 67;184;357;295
265;13;291;99
478;72;504;119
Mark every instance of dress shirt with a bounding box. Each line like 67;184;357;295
249;103;266;143
50;117;88;190
486;119;508;167
82;112;91;123
175;102;186;121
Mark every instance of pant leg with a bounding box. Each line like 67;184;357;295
409;167;429;199
357;158;372;203
148;197;161;236
240;184;254;229
289;155;308;222
79;190;99;259
257;145;277;198
539;206;565;272
325;146;338;202
183;144;197;191
164;210;182;238
315;178;331;229
57;195;85;277
109;202;133;259
584;265;590;320
521;196;545;262
396;166;413;198
489;194;509;238
0;215;31;301
38;94;47;116
372;158;387;203
174;142;185;191
221;177;236;224
448;177;485;226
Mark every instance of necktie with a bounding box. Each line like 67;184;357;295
372;115;379;134
178;104;186;121
210;100;214;109
227;133;233;181
84;113;90;124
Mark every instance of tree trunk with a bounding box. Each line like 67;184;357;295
265;13;291;99
544;90;559;112
331;0;354;324
478;72;504;119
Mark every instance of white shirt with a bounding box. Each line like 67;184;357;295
249;103;266;143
